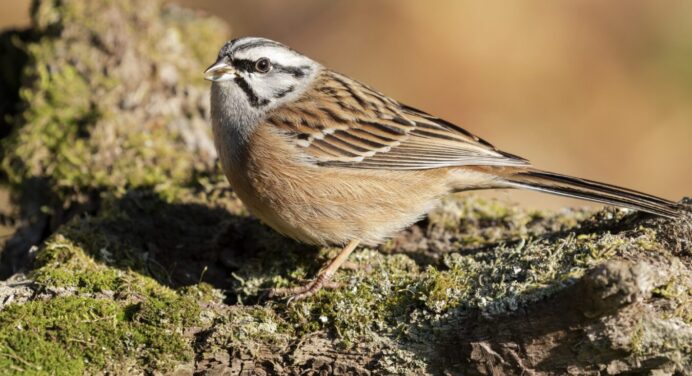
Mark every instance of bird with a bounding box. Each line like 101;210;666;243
204;37;684;301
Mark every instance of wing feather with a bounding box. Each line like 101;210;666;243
264;70;530;170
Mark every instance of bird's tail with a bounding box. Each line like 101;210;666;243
495;168;683;219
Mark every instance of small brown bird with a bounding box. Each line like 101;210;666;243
205;37;683;300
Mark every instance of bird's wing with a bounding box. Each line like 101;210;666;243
265;70;530;170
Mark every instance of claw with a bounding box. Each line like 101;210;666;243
269;274;342;302
267;239;361;302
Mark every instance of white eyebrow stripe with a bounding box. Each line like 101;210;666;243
233;46;306;66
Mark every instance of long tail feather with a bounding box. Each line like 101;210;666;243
501;169;683;218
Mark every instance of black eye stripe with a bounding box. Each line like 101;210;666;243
231;58;311;78
231;59;256;72
274;63;311;78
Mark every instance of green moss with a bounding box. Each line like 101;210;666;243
0;294;198;374
32;235;121;293
630;322;646;357
125;291;199;368
653;276;692;324
9;210;211;373
9;262;204;373
0;325;84;375
134;289;200;329
0;0;231;370
1;0;227;207
3;46;93;188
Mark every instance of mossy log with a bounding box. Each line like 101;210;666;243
0;1;690;375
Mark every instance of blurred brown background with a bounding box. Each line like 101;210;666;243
3;1;691;211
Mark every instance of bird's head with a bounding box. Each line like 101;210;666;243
205;37;321;118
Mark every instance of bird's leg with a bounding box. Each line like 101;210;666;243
269;239;361;301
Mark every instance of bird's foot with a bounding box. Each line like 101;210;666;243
268;240;364;302
268;273;342;302
267;262;373;302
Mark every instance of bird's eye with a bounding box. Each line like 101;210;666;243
255;58;271;73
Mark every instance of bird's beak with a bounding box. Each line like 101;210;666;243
204;59;236;82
